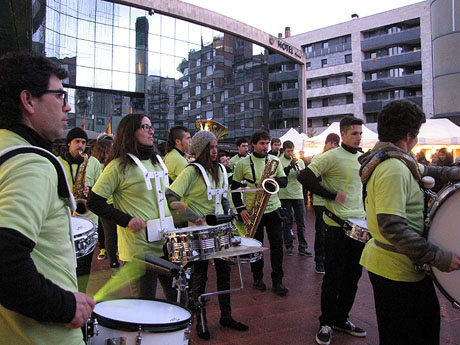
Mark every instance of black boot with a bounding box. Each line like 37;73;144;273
220;317;249;331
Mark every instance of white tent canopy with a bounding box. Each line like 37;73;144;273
304;122;378;149
279;128;305;151
418;119;460;145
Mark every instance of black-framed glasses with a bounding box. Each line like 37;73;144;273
140;124;154;132
41;89;68;106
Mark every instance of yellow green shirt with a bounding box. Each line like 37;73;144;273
92;158;171;261
278;154;305;200
169;165;225;217
360;159;425;282
232;154;285;214
229;154;245;173
0;130;82;345
308;147;365;226
164;148;188;182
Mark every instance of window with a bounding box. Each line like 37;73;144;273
345;54;352;63
196;85;201;95
249;100;253;109
307;80;311;90
205;65;213;76
346;75;353;84
305;45;313;53
307;100;312;108
248;82;253;92
346;95;353;104
196;72;201;80
321;59;327;68
322;118;329;126
322;79;328;87
240;120;245;128
196;58;201;67
322;41;329;49
307;118;312;127
240;85;244;94
240;102;245;112
322;98;328;107
306;62;311;71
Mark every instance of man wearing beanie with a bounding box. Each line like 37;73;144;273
58;127;102;292
166;130;248;340
231;130;289;296
309;132;340;274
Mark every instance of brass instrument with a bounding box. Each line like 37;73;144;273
243;159;280;238
195;119;228;139
72;152;89;216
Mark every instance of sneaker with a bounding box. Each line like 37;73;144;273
299;249;313;257
315;264;325;274
285;247;294;256
97;249;107;260
333;320;367;337
253;279;267;291
316;325;332;345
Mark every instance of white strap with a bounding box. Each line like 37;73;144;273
127;153;170;228
191;162;227;214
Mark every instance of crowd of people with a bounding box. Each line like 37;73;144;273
1;50;460;345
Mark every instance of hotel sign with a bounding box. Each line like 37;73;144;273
269;36;304;61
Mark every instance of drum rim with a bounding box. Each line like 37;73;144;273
92;298;192;333
430;271;460;308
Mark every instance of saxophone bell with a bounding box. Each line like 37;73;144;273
261;178;279;194
74;199;90;217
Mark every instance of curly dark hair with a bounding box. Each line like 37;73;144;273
377;100;426;143
108;113;158;172
91;138;113;166
250;130;270;145
0;50;68;128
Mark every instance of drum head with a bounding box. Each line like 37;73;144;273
71;216;94;235
239;237;262;248
93;299;192;332
427;185;460;306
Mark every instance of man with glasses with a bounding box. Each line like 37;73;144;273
0;51;94;344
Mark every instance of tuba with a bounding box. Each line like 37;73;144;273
72;152;90;216
195;119;228;139
243;159;280;238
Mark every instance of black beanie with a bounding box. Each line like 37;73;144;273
66;127;88;144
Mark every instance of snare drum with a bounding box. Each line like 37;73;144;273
425;183;460;307
344;218;370;243
71;216;97;258
165;223;232;263
87;299;192;345
224;237;263;264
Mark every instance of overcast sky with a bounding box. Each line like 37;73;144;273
183;0;424;36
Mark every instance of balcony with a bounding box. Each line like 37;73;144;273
306;103;355;118
361;27;421;52
362;50;421;72
307;83;353;99
269;107;300;119
305;42;352;59
269;71;298;83
362;96;422;113
362;74;422;92
269;89;299;101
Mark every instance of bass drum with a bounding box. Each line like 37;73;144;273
87;299;192;345
425;183;460;308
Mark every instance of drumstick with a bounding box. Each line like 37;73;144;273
93;262;144;302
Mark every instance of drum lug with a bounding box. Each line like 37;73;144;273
135;325;143;345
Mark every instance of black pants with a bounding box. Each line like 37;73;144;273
76;251;94;293
251;210;284;285
369;272;440;345
313;206;326;265
191;258;232;319
100;216;119;268
280;199;308;251
319;225;364;326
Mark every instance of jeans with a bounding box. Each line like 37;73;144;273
251;209;284;285
191;258;232;319
280;199;308;251
369;272;440;345
313;206;326;265
319;225;364;326
100;216;119;268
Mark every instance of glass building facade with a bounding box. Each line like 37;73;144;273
31;0;303;144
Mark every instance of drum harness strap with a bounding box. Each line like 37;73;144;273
127;153;173;232
0;145;78;266
358;142;423;254
191;162;228;214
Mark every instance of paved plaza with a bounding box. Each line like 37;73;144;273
88;205;460;345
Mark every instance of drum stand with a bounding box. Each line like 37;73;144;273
196;256;245;334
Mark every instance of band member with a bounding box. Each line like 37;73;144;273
311;133;340;274
279;140;312;257
231;130;288;296
87;114;175;301
164;125;191;183
166;130;248;339
359;100;460;345
298;116;367;345
58;127;102;292
268;137;282;157
0;51;94;344
229;138;249;172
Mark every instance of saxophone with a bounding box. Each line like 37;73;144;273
243;159;280;238
72;152;89;216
